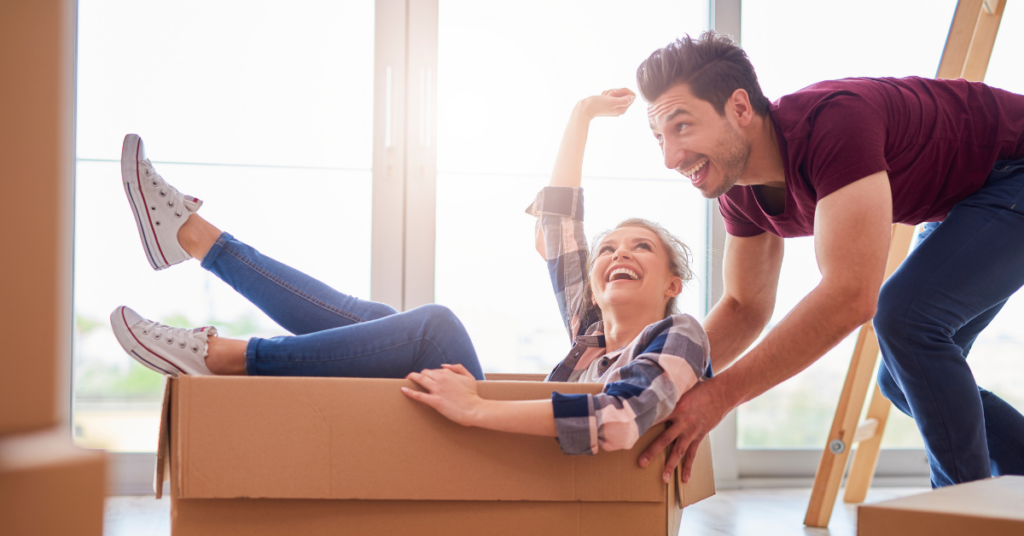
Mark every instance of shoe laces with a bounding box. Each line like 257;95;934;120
141;159;186;218
139;320;209;354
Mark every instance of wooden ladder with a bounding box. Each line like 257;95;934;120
803;0;1007;527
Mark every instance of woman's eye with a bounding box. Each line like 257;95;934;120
637;243;652;251
599;246;614;254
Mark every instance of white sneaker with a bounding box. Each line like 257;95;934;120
121;134;203;270
110;306;217;377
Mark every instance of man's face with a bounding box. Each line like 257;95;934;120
648;83;751;199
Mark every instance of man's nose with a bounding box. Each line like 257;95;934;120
663;139;684;170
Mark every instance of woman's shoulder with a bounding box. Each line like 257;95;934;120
647;313;705;335
640;313;710;355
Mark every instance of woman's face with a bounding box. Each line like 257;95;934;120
590;226;682;318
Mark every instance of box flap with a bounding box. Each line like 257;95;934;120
154;377;171;498
169;376;707;502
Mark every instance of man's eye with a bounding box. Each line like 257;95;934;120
676;123;688;133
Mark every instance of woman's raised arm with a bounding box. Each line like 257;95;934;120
548;88;636;188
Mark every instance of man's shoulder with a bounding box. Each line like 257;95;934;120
771;77;899;135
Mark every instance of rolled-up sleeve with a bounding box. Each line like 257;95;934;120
551;315;710;455
525;187;595;341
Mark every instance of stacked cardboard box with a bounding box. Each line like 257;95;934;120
0;429;107;535
157;374;715;536
858;476;1024;536
0;2;107;535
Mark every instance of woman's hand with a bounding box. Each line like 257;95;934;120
582;88;636;119
402;364;482;426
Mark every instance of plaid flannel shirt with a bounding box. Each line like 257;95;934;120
526;186;711;456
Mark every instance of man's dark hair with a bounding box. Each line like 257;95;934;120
637;31;770;117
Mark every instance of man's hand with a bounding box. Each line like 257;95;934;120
582;88;636;119
402;364;482;426
639;379;734;483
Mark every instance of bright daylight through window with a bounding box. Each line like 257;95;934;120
73;0;374;451
435;0;710;375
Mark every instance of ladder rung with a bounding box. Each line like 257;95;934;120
852;418;879;443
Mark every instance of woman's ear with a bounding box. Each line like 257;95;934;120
666;277;683;298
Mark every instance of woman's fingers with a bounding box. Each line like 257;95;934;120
441;363;473;378
401;386;438;407
601;87;635;99
406;371;437;392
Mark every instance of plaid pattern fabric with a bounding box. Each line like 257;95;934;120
526;187;711;456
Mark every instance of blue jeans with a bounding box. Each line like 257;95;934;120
874;159;1024;488
200;233;485;380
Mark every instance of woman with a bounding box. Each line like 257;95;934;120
112;89;709;468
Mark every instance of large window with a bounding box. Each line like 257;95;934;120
434;0;710;374
74;0;375;451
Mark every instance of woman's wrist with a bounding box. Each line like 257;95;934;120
575;98;596;121
461;396;489;427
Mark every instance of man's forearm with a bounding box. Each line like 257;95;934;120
715;281;874;407
702;296;770;372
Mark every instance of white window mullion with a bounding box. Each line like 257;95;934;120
371;0;410;310
403;0;439;310
706;0;741;490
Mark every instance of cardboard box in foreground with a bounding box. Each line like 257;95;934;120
0;427;107;536
158;374;715;536
858;476;1024;536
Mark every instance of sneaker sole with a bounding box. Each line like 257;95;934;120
121;134;170;270
110;306;184;377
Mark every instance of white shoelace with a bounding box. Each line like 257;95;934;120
138;321;210;355
141;159;186;218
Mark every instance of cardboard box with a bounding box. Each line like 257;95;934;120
157;374;715;536
858;476;1024;536
0;0;76;435
0;427;107;536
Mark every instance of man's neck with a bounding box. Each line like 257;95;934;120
738;113;786;189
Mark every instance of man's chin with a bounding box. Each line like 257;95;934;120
697;180;734;199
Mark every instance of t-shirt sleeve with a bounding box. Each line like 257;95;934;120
718;194;765;237
804;94;890;201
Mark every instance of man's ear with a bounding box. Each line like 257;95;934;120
728;88;753;127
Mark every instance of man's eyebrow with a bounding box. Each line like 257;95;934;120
649;108;691;128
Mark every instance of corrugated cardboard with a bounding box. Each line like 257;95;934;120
0;0;76;435
158;374;714;536
858;476;1024;536
0;427;107;536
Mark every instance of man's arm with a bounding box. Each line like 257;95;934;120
639;171;894;483
703;230;783;372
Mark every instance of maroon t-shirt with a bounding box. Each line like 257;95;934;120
719;76;1024;238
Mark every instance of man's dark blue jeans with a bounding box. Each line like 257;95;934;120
875;158;1024;488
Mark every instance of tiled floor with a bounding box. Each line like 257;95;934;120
103;487;928;535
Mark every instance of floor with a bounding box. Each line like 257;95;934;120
103;487;928;535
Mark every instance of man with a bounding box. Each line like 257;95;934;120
636;31;1024;489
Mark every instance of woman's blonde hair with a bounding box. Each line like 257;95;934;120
583;218;694;319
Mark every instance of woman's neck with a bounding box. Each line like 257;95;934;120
601;307;665;352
